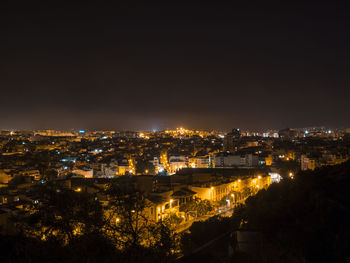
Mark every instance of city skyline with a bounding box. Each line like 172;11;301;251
0;126;346;134
2;2;350;262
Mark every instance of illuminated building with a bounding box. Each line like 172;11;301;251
265;154;273;166
215;153;258;167
72;167;94;178
301;155;316;171
168;156;187;174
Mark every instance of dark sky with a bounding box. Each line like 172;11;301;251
1;2;350;131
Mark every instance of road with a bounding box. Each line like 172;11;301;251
175;206;234;233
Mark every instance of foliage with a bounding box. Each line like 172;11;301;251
231;161;350;262
11;182;179;262
274;159;300;178
167;212;184;226
180;216;232;256
16;184;104;245
0;233;120;263
105;183;152;248
180;197;213;217
217;197;228;207
135;158;155;175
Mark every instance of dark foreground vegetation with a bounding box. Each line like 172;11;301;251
181;161;350;263
0;183;179;263
1;161;350;262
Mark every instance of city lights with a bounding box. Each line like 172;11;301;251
2;1;349;261
0;126;345;260
0;124;346;256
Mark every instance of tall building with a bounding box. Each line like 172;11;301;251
223;128;241;152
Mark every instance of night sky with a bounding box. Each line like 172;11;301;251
2;2;350;131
